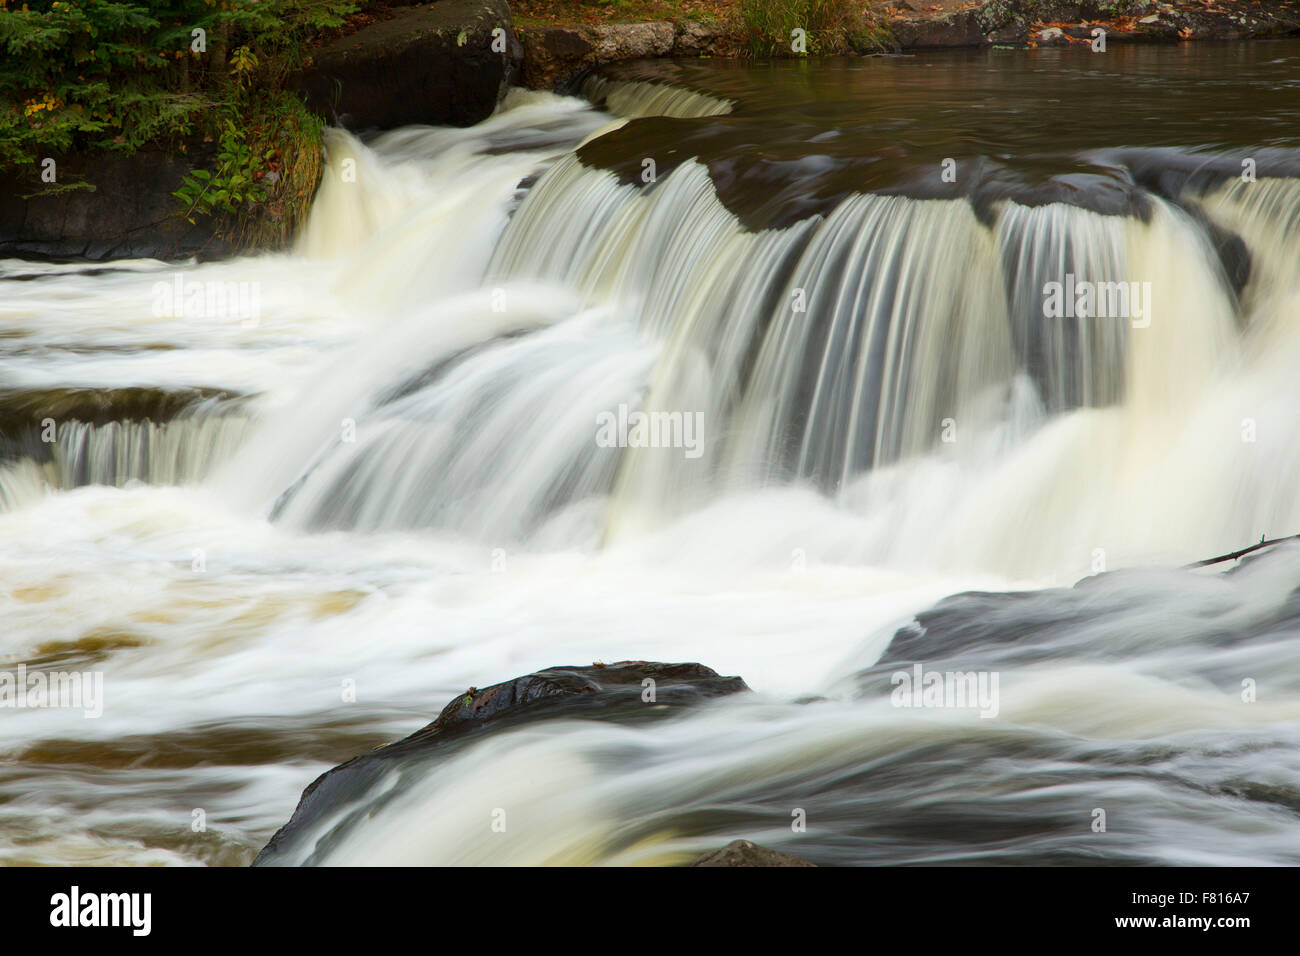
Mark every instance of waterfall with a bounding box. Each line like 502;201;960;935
995;202;1128;412
580;76;733;119
5;63;1300;868
244;125;1300;577
0;394;252;510
4;94;1297;576
1199;177;1300;335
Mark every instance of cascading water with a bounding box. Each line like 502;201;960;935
256;140;1273;568
3;49;1300;866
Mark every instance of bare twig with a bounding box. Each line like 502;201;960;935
1184;533;1300;569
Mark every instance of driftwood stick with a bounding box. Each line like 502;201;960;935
1184;533;1300;569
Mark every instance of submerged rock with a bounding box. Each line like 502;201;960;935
692;839;818;867
254;661;750;865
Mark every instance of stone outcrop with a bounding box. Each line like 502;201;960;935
290;0;523;130
0;146;229;262
254;661;750;865
518;20;732;90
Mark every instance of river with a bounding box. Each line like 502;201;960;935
2;41;1299;865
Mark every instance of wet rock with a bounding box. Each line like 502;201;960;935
289;0;522;131
254;661;750;865
858;542;1300;691
408;660;747;738
692;839;817;867
1037;26;1068;46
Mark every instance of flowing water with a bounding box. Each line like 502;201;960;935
3;43;1300;866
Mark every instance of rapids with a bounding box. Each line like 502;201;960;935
2;44;1300;865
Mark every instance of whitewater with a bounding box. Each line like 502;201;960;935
2;73;1300;866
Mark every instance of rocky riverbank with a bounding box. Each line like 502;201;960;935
884;0;1300;53
514;0;1300;88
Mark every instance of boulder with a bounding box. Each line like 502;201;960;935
254;661;750;865
289;0;523;130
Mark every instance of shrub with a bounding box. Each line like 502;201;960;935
0;1;359;244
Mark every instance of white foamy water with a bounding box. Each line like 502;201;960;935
2;83;1299;866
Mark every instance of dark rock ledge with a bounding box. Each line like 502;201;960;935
254;661;750;866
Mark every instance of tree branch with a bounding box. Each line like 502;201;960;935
1184;533;1300;569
